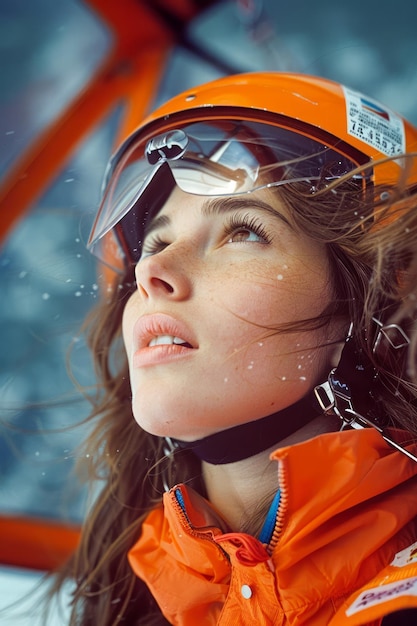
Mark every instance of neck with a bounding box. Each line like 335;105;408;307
172;393;322;465
201;414;339;532
202;444;278;532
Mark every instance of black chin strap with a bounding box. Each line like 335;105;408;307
170;393;322;465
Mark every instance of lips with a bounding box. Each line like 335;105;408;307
132;313;197;367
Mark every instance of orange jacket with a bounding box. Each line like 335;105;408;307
129;428;417;625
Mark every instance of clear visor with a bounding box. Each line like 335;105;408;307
88;118;369;271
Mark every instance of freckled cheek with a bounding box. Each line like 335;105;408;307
213;284;279;327
209;263;284;317
216;275;315;328
213;251;329;324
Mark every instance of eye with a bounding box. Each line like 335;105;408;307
140;234;169;259
224;213;271;245
228;228;264;243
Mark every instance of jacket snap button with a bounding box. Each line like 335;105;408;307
241;584;252;599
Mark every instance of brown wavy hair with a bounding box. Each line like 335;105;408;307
50;156;417;625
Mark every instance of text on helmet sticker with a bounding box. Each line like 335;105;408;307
343;86;406;157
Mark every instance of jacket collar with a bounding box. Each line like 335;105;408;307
129;429;417;624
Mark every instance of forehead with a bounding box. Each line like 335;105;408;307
143;184;292;237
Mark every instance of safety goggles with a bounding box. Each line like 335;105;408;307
88;117;371;271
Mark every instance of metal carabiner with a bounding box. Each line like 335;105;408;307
314;368;357;429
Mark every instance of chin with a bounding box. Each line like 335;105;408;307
132;411;216;442
132;410;187;440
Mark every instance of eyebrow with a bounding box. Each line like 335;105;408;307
201;196;292;225
143;195;292;239
143;213;170;238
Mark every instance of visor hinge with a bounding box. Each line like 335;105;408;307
145;129;188;165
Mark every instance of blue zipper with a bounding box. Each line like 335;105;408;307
258;489;281;545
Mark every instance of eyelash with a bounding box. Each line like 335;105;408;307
141;212;272;257
141;234;169;258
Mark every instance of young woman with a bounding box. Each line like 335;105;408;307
55;73;417;625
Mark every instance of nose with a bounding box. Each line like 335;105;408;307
135;248;192;301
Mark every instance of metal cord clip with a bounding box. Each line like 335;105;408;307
315;372;417;461
372;317;410;354
315;318;416;461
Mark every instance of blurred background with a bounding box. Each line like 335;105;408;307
0;0;416;620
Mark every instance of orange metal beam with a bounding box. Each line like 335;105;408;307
0;46;170;239
0;516;80;571
0;0;180;241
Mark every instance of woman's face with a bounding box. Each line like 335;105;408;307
122;186;340;441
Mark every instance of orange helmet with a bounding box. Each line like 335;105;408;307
88;72;417;272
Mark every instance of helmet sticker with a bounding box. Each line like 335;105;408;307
343;86;406;157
